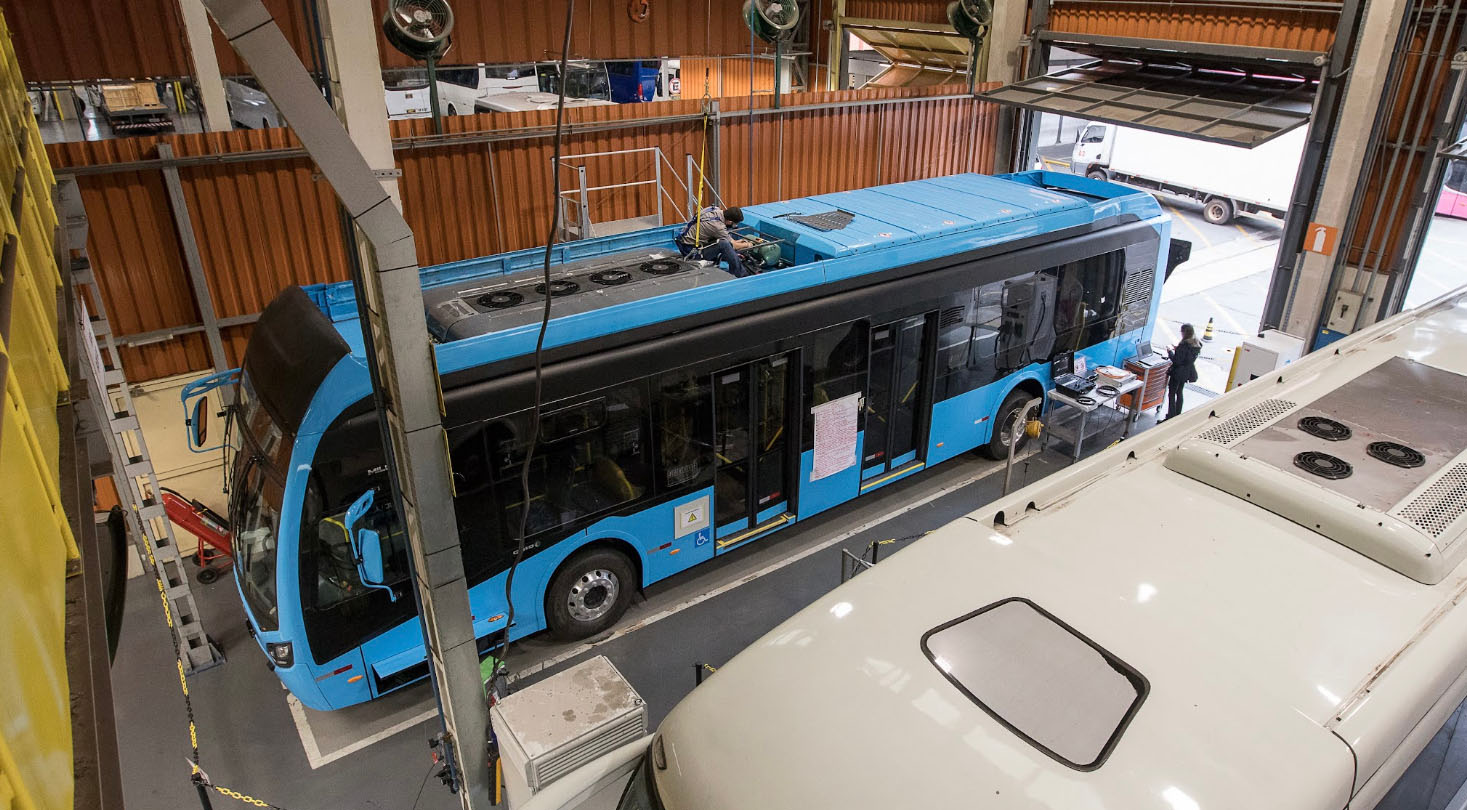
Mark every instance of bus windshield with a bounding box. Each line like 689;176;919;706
231;374;291;631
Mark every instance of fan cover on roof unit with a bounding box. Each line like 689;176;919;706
641;259;686;276
947;0;992;41
742;0;801;43
591;269;634;286
478;290;524;309
536;279;581;297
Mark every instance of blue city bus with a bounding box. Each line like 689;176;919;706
210;171;1176;710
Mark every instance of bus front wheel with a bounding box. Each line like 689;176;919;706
980;390;1035;460
546;548;636;641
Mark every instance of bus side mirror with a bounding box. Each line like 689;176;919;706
187;395;208;450
345;490;397;601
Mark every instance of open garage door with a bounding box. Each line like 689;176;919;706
844;19;972;88
980;36;1321;148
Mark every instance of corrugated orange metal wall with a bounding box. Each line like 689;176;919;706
7;0;192;82
49;87;999;381
372;0;758;69
844;1;951;24
1046;1;1339;51
681;57;778;99
213;0;319;78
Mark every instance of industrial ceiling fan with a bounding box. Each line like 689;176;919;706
742;0;802;108
947;0;992;90
382;0;455;132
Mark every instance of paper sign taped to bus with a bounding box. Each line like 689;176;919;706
812;393;861;481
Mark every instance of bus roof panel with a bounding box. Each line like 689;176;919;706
743;174;1100;257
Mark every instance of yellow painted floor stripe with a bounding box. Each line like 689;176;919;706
1167;202;1214;249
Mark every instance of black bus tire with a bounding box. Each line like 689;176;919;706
980;389;1035;460
545;547;636;641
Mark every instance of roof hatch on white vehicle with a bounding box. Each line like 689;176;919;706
921;598;1148;770
1166;356;1467;584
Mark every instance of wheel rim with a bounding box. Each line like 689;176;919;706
566;568;620;622
998;406;1023;448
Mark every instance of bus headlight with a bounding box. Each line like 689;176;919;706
267;641;294;668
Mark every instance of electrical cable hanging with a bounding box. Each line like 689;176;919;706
497;0;576;685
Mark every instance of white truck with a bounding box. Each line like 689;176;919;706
1071;121;1307;225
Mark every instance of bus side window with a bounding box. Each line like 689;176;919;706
448;425;511;583
654;370;714;491
1046;250;1126;356
487;383;653;544
804;321;869;448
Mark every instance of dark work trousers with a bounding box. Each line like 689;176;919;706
1167;374;1187;419
680;238;748;277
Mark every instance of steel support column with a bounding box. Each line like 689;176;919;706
1275;0;1416;343
1014;0;1053;173
316;0;401;206
200;2;488;808
987;0;1030;171
177;0;231;132
1260;0;1366;332
156;143;229;373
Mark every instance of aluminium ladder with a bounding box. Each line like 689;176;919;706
63;181;223;674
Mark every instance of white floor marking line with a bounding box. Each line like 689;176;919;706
289;455;1032;768
1156;319;1178;346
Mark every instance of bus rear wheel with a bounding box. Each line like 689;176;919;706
546;548;636;641
980;389;1036;460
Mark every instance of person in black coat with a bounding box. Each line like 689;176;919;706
1166;324;1202;420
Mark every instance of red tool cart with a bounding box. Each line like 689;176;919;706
161;488;233;583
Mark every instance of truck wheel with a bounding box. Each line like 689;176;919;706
1086;167;1109;181
1203;198;1235;226
545;547;636;641
980;389;1037;460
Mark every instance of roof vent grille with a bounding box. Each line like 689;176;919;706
1194;399;1297;445
1393;464;1467;538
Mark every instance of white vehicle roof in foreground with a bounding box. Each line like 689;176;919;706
654;290;1467;810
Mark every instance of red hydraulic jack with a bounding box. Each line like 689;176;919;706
161;488;233;584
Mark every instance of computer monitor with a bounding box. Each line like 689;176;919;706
1137;339;1153;358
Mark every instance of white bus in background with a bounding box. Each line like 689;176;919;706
1071;121;1307;225
505;285;1467;810
473;92;616;113
384;62;613;119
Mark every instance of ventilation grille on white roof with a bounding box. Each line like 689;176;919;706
1393;464;1467;538
1195;399;1297;446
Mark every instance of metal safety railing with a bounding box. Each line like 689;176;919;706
552;146;720;241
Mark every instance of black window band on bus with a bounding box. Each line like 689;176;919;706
920;597;1149;772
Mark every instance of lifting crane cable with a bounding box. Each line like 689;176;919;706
692;68;712;249
499;0;577;684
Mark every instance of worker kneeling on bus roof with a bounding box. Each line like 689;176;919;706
676;204;753;277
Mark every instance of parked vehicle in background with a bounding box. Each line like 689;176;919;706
1436;159;1467;219
607;61;660;103
538;61;612;102
474;92;616;113
658;59;681;99
225;79;281;129
434;64;540;115
384;71;432;119
1071;121;1307;225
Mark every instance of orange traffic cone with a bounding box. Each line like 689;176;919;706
1203;318;1215;341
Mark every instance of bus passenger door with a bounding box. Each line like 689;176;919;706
861;314;931;482
713;353;796;550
